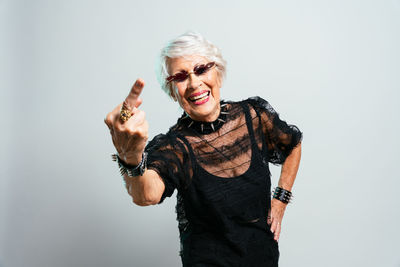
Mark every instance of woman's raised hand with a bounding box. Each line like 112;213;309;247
104;78;149;166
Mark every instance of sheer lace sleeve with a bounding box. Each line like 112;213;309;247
145;132;191;204
248;96;303;165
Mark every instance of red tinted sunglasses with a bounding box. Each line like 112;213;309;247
166;62;216;83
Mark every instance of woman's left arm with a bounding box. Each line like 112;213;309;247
268;141;302;242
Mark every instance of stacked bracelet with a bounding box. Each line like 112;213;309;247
111;152;148;177
272;186;293;204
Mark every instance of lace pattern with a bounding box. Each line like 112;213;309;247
144;96;302;265
145;96;303;203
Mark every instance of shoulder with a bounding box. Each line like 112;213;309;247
219;97;269;110
223;96;273;112
146;133;170;152
146;124;189;156
244;96;270;107
219;97;272;118
222;96;271;108
242;96;278;116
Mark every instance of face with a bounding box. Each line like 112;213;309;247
168;55;221;122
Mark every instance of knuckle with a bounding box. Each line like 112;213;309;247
125;127;137;136
137;127;148;138
122;100;132;109
126;126;146;139
115;124;125;133
104;114;113;126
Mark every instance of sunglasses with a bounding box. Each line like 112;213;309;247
166;62;216;83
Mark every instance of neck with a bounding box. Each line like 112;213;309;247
201;104;221;122
182;101;228;134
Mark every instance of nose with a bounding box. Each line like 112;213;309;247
187;72;202;90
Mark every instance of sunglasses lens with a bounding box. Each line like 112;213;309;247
175;72;189;82
194;62;215;75
166;62;215;83
194;65;207;75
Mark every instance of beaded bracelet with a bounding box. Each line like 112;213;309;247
272;186;293;204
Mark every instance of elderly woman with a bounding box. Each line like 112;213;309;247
105;32;302;267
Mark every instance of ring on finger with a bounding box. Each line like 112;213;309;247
120;104;133;122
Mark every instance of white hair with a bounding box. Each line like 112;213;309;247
156;31;227;99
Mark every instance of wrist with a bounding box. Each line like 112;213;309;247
112;151;148;177
272;186;293;204
119;151;145;166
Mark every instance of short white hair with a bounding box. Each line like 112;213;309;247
156;31;227;99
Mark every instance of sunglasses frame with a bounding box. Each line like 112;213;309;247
166;62;216;84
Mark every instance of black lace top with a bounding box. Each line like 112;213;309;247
145;96;303;267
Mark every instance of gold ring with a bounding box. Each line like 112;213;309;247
120;106;133;122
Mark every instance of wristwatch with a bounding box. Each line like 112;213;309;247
112;152;148;177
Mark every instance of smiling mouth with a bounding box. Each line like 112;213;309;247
189;91;210;102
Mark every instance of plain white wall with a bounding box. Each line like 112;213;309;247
1;0;400;266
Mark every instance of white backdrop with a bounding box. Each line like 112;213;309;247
1;0;400;266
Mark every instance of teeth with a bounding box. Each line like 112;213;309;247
190;92;209;101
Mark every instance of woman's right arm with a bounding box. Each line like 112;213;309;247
104;78;165;206
123;169;165;206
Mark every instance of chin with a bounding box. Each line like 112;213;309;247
187;98;219;121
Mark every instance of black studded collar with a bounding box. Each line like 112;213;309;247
180;101;229;134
